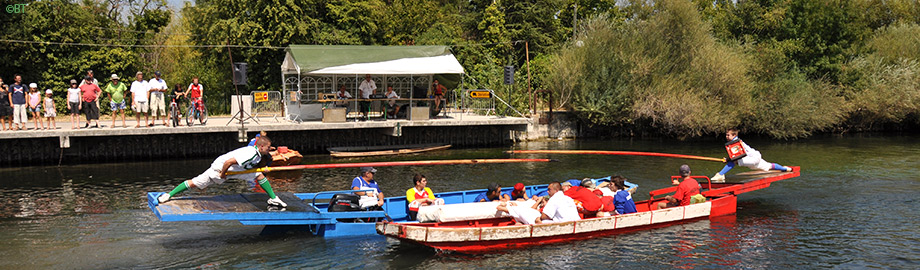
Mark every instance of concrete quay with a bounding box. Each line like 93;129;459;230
0;114;530;166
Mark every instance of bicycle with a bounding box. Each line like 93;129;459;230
186;96;208;126
168;94;183;127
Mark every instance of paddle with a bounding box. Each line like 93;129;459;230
505;150;726;163
227;158;554;175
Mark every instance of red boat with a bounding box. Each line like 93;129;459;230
377;167;800;253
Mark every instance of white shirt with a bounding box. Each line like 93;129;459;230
130;80;149;102
79;78;99;87
385;91;399;106
337;90;352;99
147;78;167;97
67;87;81;103
210;146;262;171
358;79;376;99
542;192;580;222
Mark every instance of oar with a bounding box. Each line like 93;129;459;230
227;158;554;175
505;150;725;163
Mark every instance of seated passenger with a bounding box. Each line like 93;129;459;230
496;198;546;225
612;176;637;214
474;183;510;202
352;166;384;210
502;182;530;201
561;181;603;218
405;173;444;220
658;164;701;209
539;182;581;223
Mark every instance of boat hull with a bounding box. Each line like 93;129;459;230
378;195;733;253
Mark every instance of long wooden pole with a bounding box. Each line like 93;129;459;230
227;158;553;175
505;150;725;163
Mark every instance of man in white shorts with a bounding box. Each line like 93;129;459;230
157;136;287;208
147;71;168;126
130;71;150;128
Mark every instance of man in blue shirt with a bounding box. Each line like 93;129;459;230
475;183;509;202
352;167;383;209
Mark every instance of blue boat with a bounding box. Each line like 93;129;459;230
147;177;637;237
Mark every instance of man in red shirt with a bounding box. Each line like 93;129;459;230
561;181;603;218
79;76;103;128
658;164;701;209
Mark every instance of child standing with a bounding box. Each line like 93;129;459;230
43;89;56;129
66;79;82;130
27;83;44;130
711;129;793;182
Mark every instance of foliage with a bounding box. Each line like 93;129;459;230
841;23;920;130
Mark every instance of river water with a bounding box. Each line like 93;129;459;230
0;135;918;269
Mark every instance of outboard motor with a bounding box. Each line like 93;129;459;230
328;193;361;212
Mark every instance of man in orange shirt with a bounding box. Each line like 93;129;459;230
658;164;701;209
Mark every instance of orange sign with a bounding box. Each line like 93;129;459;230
469;91;491;99
253;92;269;103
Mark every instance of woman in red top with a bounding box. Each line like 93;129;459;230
405;174;444;220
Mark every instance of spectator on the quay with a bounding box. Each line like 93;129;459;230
28;83;45;130
9;75;27;131
103;74;128;128
43;89;56;129
358;74;376;120
384;86;400;118
147;71;168;126
66;79;82;130
0;77;11;131
79;70;99;86
80;70;101;113
80;76;102;128
130;72;149;128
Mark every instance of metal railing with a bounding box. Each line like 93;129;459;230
251;91;283;122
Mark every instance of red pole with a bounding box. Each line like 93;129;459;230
228;158;553;175
506;150;725;163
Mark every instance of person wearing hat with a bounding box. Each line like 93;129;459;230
27;83;45;130
102;74;128;128
79;76;103;128
9;75;28;130
352;167;385;209
502;183;530;201
405;173;445;220
658;164;702;209
147;71;168;126
42;89;57;129
66;79;82;129
157;135;286;208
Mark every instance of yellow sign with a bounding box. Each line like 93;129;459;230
253;92;269;103
469;91;491;99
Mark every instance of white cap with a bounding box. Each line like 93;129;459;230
45;89;52;94
29;83;37;88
